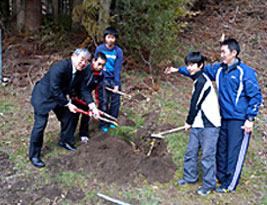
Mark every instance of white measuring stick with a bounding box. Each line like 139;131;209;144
97;193;131;205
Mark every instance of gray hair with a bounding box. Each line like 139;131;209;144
72;48;91;59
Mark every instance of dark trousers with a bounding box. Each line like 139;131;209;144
72;100;90;137
216;119;251;191
97;78;121;128
29;106;75;159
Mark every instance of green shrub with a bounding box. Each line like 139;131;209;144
114;0;196;82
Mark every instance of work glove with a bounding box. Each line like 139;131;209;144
88;103;100;119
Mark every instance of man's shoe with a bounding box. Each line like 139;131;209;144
197;187;212;196
80;136;89;143
58;142;76;152
177;178;188;185
110;124;116;129
215;186;228;193
101;127;108;132
30;157;45;168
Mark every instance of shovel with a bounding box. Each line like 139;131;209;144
74;107;118;126
72;97;118;122
105;87;132;99
150;126;185;139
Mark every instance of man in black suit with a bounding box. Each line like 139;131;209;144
29;48;98;168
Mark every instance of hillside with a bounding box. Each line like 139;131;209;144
0;0;266;204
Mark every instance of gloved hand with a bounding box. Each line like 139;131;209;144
88;103;100;119
67;103;77;113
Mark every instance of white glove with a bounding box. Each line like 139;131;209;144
67;103;77;113
88;103;100;119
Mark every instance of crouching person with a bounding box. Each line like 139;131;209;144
72;52;107;143
29;48;91;168
165;52;221;196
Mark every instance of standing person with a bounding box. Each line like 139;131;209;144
173;39;263;193
165;52;221;196
29;48;97;168
95;26;123;132
72;52;107;143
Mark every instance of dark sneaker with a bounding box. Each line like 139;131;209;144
215;186;228;193
197;187;212;196
177;178;188;185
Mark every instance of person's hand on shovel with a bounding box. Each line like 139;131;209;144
67;103;78;113
113;85;119;93
184;122;192;131
88;103;100;119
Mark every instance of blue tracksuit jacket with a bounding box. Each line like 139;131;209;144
178;59;262;120
95;44;123;86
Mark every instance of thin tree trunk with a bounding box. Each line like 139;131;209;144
16;0;25;32
52;0;59;22
99;0;111;27
0;0;10;28
25;0;42;33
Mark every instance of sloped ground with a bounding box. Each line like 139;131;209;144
0;0;266;204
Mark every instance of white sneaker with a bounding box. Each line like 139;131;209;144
81;136;89;143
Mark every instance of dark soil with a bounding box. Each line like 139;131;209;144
48;111;178;185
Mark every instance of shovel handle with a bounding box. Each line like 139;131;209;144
99;116;118;126
74;108;118;126
157;126;185;136
74;107;90;116
98;110;118;122
105;87;132;99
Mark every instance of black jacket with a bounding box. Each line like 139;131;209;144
31;59;91;115
79;63;104;103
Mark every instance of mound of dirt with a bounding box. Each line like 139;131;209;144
49;133;178;184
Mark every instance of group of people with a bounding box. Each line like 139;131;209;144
165;38;262;195
28;27;262;196
29;27;123;168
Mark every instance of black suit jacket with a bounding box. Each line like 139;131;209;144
31;59;90;115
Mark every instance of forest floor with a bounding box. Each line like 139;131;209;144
0;0;266;204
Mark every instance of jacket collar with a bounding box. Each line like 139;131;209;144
191;69;204;80
222;58;240;72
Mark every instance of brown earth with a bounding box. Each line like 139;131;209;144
47;110;178;185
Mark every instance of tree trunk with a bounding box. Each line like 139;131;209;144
99;0;111;27
0;0;10;28
52;0;59;22
71;0;83;32
16;0;25;32
25;0;42;33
